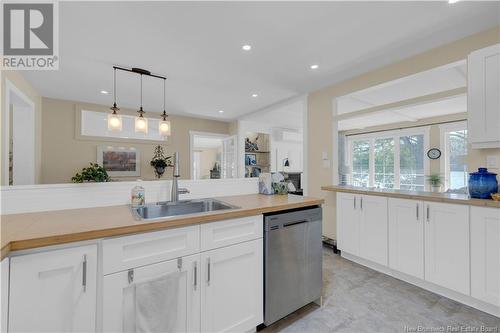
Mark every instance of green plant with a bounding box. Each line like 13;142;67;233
72;163;110;183
150;156;172;169
427;174;443;187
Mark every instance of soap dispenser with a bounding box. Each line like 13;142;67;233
131;180;145;207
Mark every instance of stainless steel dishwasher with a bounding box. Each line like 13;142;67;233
264;206;322;326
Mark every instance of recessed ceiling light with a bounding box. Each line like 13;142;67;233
448;0;460;3
242;44;252;51
251;93;258;98
218;110;224;113
310;64;319;70
100;90;109;94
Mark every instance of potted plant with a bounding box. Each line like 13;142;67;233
150;145;173;178
427;174;443;193
72;163;111;183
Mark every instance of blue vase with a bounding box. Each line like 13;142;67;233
468;168;498;199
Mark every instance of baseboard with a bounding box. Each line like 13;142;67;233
341;252;500;318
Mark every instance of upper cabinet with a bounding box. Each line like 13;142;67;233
468;43;500;149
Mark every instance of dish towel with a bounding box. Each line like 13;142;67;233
123;271;182;333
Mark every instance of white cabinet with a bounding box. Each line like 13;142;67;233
388;198;425;279
1;258;9;333
103;253;200;333
424;202;470;295
471;206;500;306
201;239;263;333
359;195;388;266
468;43;500;148
8;245;97;332
337;193;360;255
336;193;388;265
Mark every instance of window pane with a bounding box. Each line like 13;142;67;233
351;140;370;187
447;129;468;190
374;138;394;188
400;135;424;191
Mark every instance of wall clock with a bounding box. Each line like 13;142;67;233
427;148;442;160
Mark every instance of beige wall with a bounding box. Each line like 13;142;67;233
308;26;500;239
41;97;229;184
0;70;43;185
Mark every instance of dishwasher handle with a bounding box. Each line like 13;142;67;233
283;219;310;228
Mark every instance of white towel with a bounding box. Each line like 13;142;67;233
123;271;182;333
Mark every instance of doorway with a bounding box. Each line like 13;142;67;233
3;80;36;185
190;131;237;180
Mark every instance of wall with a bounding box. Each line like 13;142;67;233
0;71;43;185
40;97;230;184
196;147;221;179
308;26;500;240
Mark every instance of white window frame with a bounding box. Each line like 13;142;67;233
347;126;430;190
439;121;467;191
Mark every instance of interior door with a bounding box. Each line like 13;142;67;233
221;135;237;178
359;195;388;265
388;198;424;278
102;254;200;333
337;193;360;255
201;239;263;333
9;245;97;333
424;202;470;294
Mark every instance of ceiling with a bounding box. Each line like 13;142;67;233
20;1;500;121
240;97;305;130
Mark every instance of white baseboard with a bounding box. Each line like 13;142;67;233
1;178;259;215
341;252;500;318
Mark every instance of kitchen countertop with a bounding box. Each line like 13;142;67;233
0;194;324;259
321;185;500;208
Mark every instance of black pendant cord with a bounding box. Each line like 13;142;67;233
110;68;119;113
162;78;168;120
138;74;145;117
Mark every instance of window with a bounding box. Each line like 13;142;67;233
440;122;468;191
347;128;429;190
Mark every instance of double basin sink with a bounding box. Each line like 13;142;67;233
131;198;240;221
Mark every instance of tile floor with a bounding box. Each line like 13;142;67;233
262;247;500;333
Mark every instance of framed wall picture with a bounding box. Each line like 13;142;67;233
245;153;257;166
97;146;140;177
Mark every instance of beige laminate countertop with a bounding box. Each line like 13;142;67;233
0;194;324;259
322;185;500;208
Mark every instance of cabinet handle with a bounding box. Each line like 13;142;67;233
416;203;419;220
82;254;87;292
193;261;197;290
426;205;430;222
360;197;363;210
207;258;211;285
354;197;356;210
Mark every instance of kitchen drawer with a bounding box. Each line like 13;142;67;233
103;225;200;274
201;215;263;251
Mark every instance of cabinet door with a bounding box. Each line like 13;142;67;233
201;239;263;333
103;254;200;333
468;43;500;147
424;202;470;295
337;193;360;255
9;245;97;332
359;195;388;266
388;198;424;278
471;206;500;306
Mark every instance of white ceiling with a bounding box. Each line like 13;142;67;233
20;1;500;121
240;97;304;130
337;62;467;115
338;94;467;131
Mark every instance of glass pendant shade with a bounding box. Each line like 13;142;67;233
159;119;171;136
107;112;122;131
135;115;148;133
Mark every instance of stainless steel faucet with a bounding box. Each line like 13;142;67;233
171;152;190;203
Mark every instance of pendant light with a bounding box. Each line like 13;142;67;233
108;68;122;131
135;74;148;133
159;78;171;136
